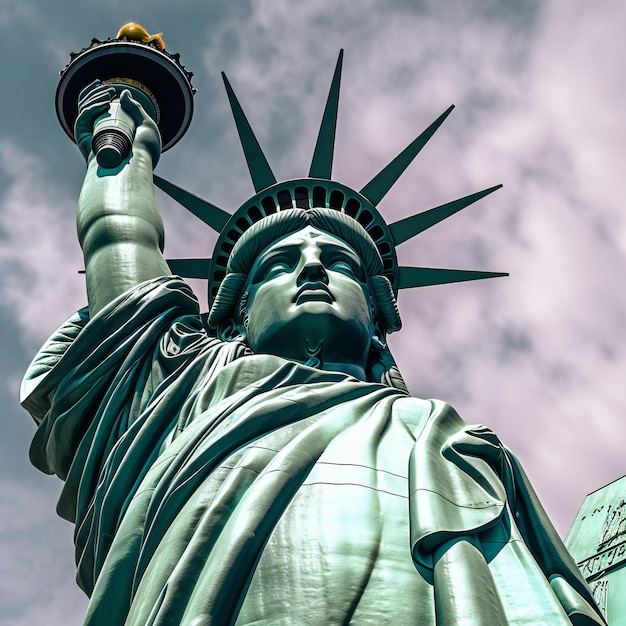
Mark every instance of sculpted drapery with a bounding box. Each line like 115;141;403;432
22;277;604;625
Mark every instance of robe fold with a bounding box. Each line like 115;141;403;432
22;277;605;625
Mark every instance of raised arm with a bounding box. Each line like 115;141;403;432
75;81;172;316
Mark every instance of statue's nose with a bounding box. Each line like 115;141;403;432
297;261;328;286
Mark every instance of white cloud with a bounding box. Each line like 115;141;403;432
0;141;87;350
0;481;88;626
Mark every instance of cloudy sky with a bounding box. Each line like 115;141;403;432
1;0;625;623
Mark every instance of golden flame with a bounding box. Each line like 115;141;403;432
116;22;165;50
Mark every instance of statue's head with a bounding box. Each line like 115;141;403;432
208;208;404;386
158;53;505;388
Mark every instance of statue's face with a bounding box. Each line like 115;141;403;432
241;225;375;367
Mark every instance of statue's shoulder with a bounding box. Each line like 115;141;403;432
389;395;443;439
21;276;207;424
389;395;469;442
21;307;91;421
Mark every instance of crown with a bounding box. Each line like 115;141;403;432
155;51;507;308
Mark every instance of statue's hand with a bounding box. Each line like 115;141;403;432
74;80;117;160
118;88;162;167
74;80;162;167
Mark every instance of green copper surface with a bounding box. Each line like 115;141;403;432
359;104;454;205
309;50;343;179
566;476;626;624
222;72;277;192
21;57;607;626
166;258;211;279
389;184;502;245
154;174;231;232
236;225;374;378
398;266;509;289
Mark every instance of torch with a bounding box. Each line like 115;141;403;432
56;23;195;168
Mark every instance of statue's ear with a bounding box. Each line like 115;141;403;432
217;319;246;343
367;329;408;392
370;319;387;352
367;320;388;381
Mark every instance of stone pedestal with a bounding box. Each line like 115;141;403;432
566;475;626;625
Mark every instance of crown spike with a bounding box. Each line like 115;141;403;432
390;184;502;245
154;175;232;232
360;105;454;206
222;72;277;192
166;258;212;279
309;50;344;179
398;266;508;289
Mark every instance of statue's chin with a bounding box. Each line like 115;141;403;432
248;311;371;369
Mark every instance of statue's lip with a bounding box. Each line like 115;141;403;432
293;283;334;305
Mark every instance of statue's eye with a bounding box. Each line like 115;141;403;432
327;255;365;281
264;261;291;280
329;260;355;275
251;253;294;284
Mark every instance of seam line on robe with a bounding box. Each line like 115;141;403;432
410;487;502;510
300;481;408;499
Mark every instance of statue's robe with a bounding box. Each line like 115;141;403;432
22;277;605;625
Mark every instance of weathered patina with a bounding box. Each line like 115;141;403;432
22;34;605;625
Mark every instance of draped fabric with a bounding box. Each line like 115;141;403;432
22;277;605;625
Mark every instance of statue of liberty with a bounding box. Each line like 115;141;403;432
21;30;605;625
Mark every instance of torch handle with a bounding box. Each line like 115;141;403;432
91;99;136;168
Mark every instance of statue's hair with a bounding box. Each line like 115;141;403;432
369;275;401;333
211;208;397;316
226;208;385;278
208;208;406;390
209;209;401;331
